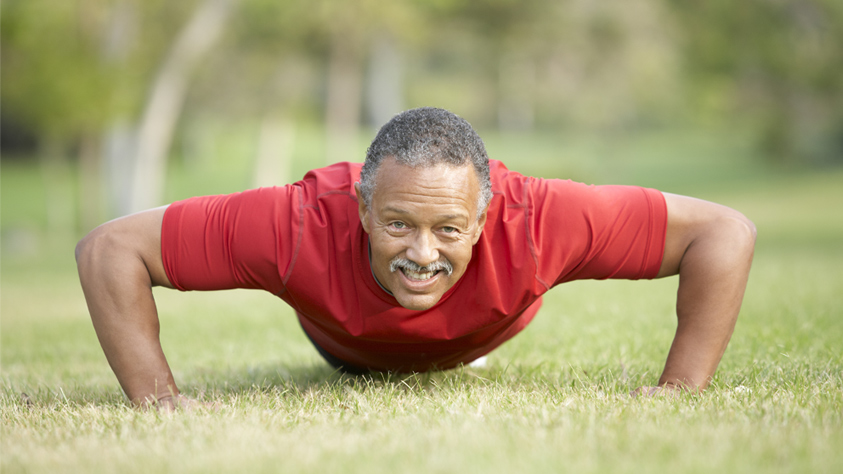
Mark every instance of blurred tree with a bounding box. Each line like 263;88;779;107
313;1;423;163
418;0;682;132
420;0;547;130
213;0;317;186
1;1;114;141
668;0;843;163
128;0;235;213
214;0;423;168
2;0;116;235
366;33;405;128
1;0;236;225
4;0;841;234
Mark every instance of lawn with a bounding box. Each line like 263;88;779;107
2;130;842;473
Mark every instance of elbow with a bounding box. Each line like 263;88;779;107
76;225;107;266
735;212;756;246
75;232;92;264
75;224;118;274
722;211;757;259
76;227;103;275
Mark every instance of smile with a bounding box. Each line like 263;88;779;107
400;268;441;281
389;256;454;286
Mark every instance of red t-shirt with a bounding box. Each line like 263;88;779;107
161;160;667;372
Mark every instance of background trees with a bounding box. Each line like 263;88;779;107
2;0;841;231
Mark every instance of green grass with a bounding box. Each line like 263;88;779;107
2;131;843;473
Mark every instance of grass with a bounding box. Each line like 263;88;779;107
2;130;843;473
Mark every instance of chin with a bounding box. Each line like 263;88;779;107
395;293;442;311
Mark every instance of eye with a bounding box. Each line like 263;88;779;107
390;221;407;229
441;226;457;234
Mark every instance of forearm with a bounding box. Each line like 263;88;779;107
76;210;178;406
658;215;755;390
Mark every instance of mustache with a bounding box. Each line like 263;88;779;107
389;257;454;276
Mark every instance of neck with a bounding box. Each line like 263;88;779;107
368;240;393;296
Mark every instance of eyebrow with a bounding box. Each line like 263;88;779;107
383;206;410;215
382;206;468;222
438;214;468;221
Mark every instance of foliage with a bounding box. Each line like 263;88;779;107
0;0;197;138
668;0;843;162
1;1;113;137
3;0;842;163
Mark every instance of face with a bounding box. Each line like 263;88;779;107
356;158;487;311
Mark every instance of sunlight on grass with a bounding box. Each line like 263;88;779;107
2;135;842;473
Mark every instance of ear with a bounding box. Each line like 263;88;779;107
471;206;488;245
354;182;372;234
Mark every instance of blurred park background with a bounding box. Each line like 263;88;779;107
2;4;843;471
3;0;843;246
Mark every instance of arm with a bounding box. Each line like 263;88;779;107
76;207;185;409
644;193;756;393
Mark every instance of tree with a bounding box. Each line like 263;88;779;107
128;0;236;213
668;0;843;163
2;0;116;234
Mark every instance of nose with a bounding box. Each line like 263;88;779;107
406;230;439;267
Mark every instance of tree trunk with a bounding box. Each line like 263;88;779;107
253;115;294;188
128;0;234;213
78;132;103;233
99;0;136;219
325;33;363;165
497;51;536;132
102;121;136;218
39;137;75;243
366;35;404;128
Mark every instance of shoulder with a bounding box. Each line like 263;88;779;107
299;162;362;200
488;160;586;207
488;160;529;203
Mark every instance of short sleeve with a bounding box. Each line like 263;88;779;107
527;179;667;286
161;186;300;294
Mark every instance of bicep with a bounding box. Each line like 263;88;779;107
657;193;755;278
133;206;173;288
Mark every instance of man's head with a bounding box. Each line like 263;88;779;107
355;107;492;311
358;107;493;214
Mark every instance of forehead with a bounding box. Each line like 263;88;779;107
372;158;480;217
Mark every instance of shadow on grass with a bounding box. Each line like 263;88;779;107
2;362;448;409
182;361;464;399
2;360;574;408
177;358;665;404
7;356;795;410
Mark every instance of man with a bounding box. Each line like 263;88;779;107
76;107;756;409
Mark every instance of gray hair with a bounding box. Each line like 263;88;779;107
359;107;493;218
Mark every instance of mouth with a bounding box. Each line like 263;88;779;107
399;267;442;282
395;266;446;292
389;256;453;287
